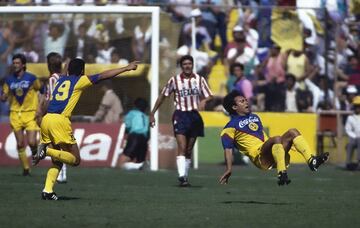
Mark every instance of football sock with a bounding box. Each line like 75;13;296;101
185;159;191;177
18;148;29;170
44;164;61;193
122;162;144;170
47;148;76;165
57;164;67;181
176;156;186;177
293;135;312;163
272;144;286;172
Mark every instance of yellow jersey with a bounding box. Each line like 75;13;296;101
220;113;269;162
3;72;41;112
47;74;100;118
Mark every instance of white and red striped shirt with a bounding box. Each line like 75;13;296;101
45;73;60;101
161;73;212;111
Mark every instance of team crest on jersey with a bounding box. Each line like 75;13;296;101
248;122;259;131
192;80;198;88
15;88;23;96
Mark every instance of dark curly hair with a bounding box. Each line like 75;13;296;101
222;90;244;115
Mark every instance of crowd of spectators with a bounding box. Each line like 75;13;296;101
0;0;359;116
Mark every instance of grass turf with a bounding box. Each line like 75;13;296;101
0;164;359;228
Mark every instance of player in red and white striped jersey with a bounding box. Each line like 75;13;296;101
36;52;67;184
150;55;213;186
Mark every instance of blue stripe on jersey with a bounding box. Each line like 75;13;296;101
221;133;234;149
89;74;100;84
47;75;80;114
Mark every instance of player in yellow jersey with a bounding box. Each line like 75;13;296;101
219;91;329;186
36;52;68;184
0;54;42;176
33;58;139;200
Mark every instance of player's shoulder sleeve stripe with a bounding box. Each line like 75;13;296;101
33;78;42;90
220;127;235;138
26;72;38;83
161;76;175;96
88;74;101;84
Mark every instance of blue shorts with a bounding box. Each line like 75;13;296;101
172;110;204;138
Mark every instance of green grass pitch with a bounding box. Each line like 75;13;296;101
0;164;360;227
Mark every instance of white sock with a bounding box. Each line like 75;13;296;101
62;164;67;179
176;156;186;177
185;159;191;177
57;165;67;181
122;162;144;170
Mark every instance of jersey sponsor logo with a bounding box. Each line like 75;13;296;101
238;116;260;128
9;80;30;90
178;87;200;97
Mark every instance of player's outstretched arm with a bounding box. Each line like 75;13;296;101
219;148;233;184
97;61;140;81
149;93;166;128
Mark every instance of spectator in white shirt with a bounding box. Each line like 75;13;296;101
44;22;70;57
344;96;360;170
285;74;298;112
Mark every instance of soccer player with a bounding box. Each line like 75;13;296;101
33;58;139;200
219;91;329;186
150;55;213;187
0;53;42;176
118;97;149;170
36;52;68;183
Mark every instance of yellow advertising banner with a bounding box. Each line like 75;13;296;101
200;111;317;163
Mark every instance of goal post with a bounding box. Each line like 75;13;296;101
1;5;160;171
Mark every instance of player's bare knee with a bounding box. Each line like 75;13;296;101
273;136;282;144
288;128;300;138
177;147;187;156
28;140;36;148
17;142;25;149
73;158;81;166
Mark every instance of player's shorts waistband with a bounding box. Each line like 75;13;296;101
174;109;199;113
46;113;68;118
10;110;36;113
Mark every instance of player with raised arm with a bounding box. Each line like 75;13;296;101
35;52;68;183
219;91;329;186
33;58;139;200
0;54;42;176
150;55;213;187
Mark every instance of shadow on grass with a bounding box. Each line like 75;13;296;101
221;200;292;205
172;185;203;189
58;196;81;201
335;164;360;172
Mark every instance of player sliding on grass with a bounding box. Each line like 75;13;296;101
219;91;329;186
33;58;139;200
